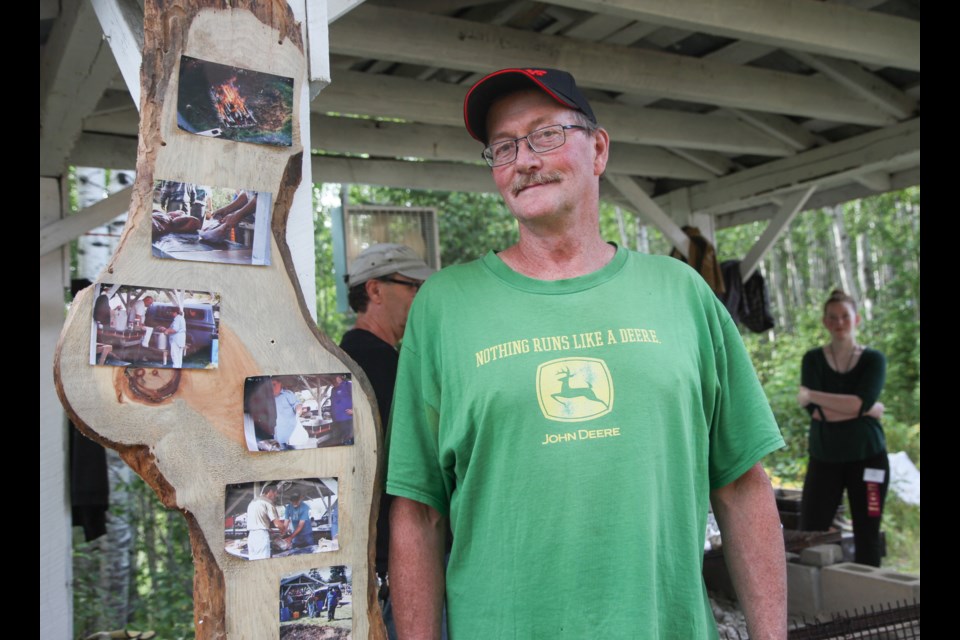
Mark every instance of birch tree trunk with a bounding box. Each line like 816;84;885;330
637;221;650;254
830;205;859;299
783;233;803;311
806;214;824;294
766;254;789;330
614;206;631;250
856;231;873;321
98;451;134;631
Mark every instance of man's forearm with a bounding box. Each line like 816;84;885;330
711;463;787;639
389;497;446;639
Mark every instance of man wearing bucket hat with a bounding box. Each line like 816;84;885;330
385;68;787;639
340;243;435;637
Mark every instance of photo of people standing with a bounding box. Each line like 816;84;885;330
243;374;355;451
89;283;220;370
224;478;339;561
279;566;353;639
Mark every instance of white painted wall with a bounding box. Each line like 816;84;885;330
40;176;72;640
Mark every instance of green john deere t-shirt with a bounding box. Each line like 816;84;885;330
387;247;783;638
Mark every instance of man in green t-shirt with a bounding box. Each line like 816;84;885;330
386;67;787;639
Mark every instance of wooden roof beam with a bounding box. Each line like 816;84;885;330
40;0;122;176
327;0;366;23
316;71;795;157
39;186;131;256
309;114;714;180
714;167;918;229
546;0;920;71
328;5;894;125
313;156;495;193
719;108;821;152
658;118;920;215
69;132;138;169
605;174;690;259
788;50;918;120
740;186;816;281
90;0;144;111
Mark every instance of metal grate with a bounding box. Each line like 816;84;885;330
718;601;920;639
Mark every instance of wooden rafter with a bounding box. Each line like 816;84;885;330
740;186;817;281
40;186;132;256
546;0;920;71
328;5;894;125
660;118;920;215
315;71;794;157
90;0;144;111
714;167;918;230
40;0;121;176
605;174;690;259
788;50;918;119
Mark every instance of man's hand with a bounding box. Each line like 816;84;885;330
389;497;446;640
711;463;787;639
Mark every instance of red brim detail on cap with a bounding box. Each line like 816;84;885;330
464;68;576;142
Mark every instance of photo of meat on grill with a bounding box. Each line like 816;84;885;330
151;178;273;265
176;55;294;146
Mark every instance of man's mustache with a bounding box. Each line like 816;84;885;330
512;171;562;196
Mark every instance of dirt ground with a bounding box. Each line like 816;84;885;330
279;624;351;640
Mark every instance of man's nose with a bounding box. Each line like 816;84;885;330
514;138;543;170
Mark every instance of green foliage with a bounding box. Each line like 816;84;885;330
314;185;351;341
347;185;520;265
882;497;921;575
717;190;920;570
73;475;194;640
717;190;920;484
126;483;195;639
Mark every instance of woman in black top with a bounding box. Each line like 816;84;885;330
797;290;889;566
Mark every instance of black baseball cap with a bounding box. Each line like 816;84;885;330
463;68;597;143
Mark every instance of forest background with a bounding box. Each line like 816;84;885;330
71;184;920;639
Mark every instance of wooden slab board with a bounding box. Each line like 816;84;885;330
54;2;385;638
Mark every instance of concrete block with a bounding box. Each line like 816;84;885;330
787;562;822;617
821;563;920;614
800;544;844;567
785;551;801;563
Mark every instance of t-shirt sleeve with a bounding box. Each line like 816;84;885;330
385;299;451;516
801;349;822;417
708;307;785;490
854;349;886;415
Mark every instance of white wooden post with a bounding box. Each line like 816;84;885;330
40;176;72;640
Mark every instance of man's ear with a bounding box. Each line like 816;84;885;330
593;127;610;177
364;278;382;304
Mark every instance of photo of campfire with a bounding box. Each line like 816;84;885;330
89;283;221;370
177;55;294;146
151;178;273;265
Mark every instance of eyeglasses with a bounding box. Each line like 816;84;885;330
482;124;586;168
379;277;423;291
